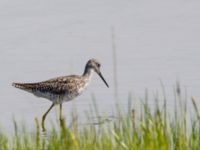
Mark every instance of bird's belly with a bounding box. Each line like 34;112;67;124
32;91;76;104
62;85;88;103
33;90;60;101
62;91;82;102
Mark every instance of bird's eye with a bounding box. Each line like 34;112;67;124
97;63;101;67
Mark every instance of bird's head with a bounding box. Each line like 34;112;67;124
85;59;109;88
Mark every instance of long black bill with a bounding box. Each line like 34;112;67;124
98;72;109;88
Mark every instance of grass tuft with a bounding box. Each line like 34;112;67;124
0;90;200;149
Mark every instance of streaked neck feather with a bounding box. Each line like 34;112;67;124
83;67;94;80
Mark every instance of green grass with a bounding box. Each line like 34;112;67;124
0;89;200;150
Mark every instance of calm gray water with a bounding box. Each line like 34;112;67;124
1;0;200;131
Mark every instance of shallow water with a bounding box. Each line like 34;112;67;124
1;0;200;131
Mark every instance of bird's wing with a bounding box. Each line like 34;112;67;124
12;75;82;95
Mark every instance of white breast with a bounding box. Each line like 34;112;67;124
78;81;89;94
62;69;94;103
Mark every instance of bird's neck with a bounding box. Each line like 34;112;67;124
83;67;94;80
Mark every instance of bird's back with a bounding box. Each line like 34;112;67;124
12;75;87;103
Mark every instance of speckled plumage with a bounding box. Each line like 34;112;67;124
12;59;109;130
13;75;90;104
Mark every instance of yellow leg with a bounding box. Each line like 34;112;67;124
59;104;63;122
59;103;66;128
42;103;54;131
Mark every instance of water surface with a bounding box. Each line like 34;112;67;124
1;0;200;131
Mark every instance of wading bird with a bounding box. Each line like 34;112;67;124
12;59;109;130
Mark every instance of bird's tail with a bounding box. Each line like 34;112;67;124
12;82;27;89
12;82;35;91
